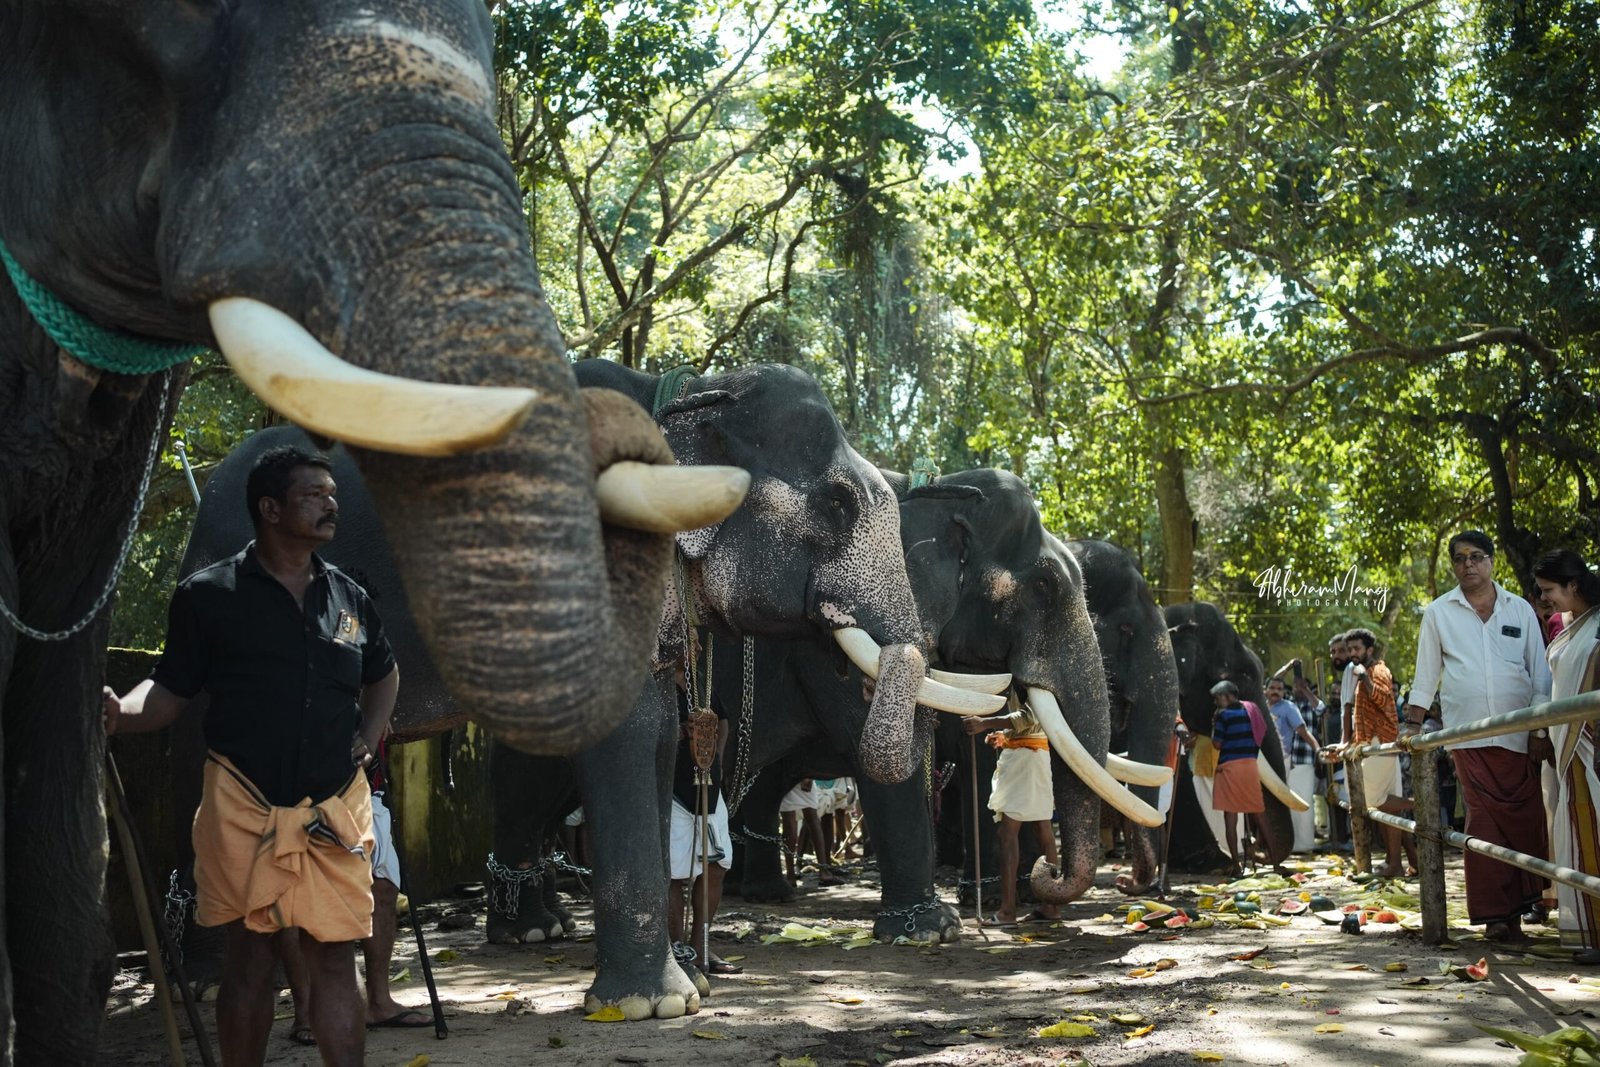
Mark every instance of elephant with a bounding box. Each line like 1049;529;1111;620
726;469;1165;940
0;1;745;1058
1162;601;1295;872
1066;539;1183;895
482;362;1009;1020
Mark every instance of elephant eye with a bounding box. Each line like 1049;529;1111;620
830;496;844;509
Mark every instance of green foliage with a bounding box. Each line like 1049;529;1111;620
110;354;268;650
107;0;1600;687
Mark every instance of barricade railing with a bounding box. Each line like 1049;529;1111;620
1330;690;1600;944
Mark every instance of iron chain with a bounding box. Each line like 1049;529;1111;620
162;869;194;966
546;850;593;878
880;897;944;934
0;371;172;641
726;634;759;815
728;824;794;860
485;852;543;921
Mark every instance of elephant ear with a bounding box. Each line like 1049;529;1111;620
658;389;742;561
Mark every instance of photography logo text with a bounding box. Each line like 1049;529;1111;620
1252;564;1390;614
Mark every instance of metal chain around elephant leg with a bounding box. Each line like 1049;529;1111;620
485;853;543;921
881;897;944;935
728;824;794;863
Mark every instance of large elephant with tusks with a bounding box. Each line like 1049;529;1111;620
1066;539;1183;895
730;471;1169;928
481;362;1004;1019
0;1;744;1059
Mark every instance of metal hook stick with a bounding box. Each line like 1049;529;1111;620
378;747;448;1039
970;733;984;929
698;776;711;972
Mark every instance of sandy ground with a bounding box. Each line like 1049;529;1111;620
100;850;1597;1066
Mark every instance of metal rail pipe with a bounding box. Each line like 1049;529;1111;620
1330;688;1600;944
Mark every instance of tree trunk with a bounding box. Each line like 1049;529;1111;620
1154;445;1195;604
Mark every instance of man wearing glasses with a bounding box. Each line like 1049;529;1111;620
1406;530;1553;943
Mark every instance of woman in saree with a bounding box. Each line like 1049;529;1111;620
1535;549;1600;963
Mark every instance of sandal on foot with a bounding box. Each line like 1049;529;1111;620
369;1008;433;1029
289;1025;316;1046
704;955;743;975
1483;922;1532;944
985;911;1018;929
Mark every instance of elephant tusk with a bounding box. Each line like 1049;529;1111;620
1027;687;1164;828
209;297;539;456
832;628;1006;716
1106;753;1173;787
594;461;751;534
1257;753;1310;811
926;668;1012;694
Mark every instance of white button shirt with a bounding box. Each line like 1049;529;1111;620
1408;582;1552;752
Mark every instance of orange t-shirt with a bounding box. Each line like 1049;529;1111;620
1352;661;1397;744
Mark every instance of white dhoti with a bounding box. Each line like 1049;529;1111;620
1287;763;1317;851
989;745;1053;823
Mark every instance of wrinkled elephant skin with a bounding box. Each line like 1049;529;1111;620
0;2;685;1057
726;469;1113;940
490;362;930;1018
1067;540;1182;894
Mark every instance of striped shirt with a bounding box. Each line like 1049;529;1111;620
1212;704;1259;764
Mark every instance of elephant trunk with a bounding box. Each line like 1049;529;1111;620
1032;776;1103;903
1125;626;1183;892
351;249;673;753
1026;594;1116;905
859;642;928;783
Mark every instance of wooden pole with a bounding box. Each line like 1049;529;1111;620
1410;742;1448;943
107;778;185;1066
106;754;216;1067
1346;755;1371;876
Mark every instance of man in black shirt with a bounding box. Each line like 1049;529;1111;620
106;446;398;1066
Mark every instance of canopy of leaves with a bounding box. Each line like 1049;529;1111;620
110;0;1599;687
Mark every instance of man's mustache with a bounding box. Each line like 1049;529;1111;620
318;514;339;527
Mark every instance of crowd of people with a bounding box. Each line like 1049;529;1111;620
1284;531;1600;957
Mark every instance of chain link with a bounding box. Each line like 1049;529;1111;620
726;634;759;815
545;850;593;878
162;869;194;965
0;371;172;641
879;897;944;934
728;824;794;860
485;852;544;921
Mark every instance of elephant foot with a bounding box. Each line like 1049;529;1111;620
873;900;961;944
1114;872;1156;896
540;880;580;934
583;958;702;1020
737;876;796;904
486;911;566;945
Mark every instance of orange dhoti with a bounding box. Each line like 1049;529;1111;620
193;753;375;942
1211;757;1264;815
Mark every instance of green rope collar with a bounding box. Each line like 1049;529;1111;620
0;236;207;374
653;363;699;416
